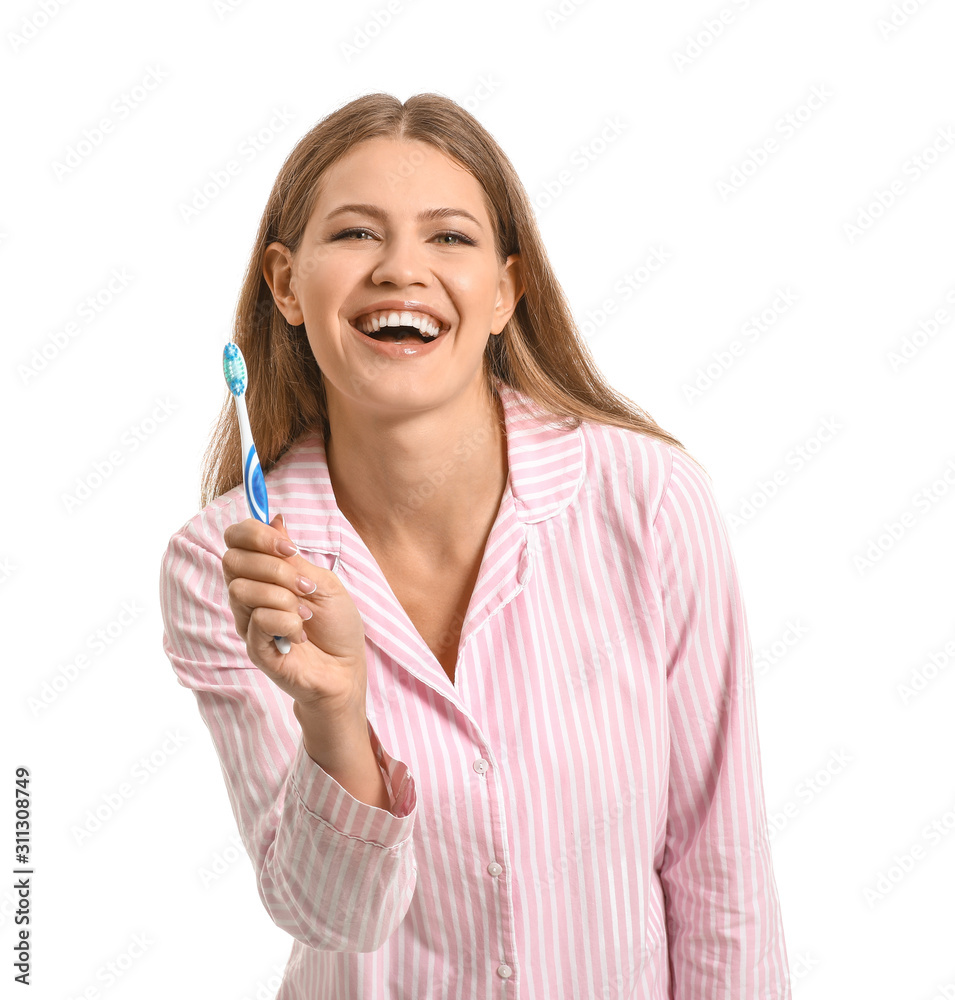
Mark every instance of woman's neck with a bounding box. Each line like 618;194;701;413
324;379;508;564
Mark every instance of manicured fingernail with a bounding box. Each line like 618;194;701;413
296;576;317;595
298;604;313;621
277;539;298;557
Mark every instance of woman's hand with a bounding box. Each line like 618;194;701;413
222;514;369;724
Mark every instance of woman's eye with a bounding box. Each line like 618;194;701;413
332;228;376;240
434;231;475;246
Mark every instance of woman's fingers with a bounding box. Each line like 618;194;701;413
223;519;320;594
223;516;295;559
226;577;296;631
247;605;306;652
222;548;313;593
223;517;322;659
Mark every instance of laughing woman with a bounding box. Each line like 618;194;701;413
160;92;791;999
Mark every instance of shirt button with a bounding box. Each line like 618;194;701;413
487;862;503;877
473;758;489;774
497;964;513;979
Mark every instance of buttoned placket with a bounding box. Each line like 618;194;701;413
332;474;533;988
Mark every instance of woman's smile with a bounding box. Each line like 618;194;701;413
348;299;452;349
347;313;448;358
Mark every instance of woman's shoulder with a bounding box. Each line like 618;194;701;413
576;416;694;524
163;486;242;566
166;432;326;558
575;420;727;564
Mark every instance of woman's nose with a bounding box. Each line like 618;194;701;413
370;234;431;286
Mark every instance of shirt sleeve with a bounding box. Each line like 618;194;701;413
158;516;418;953
651;448;791;999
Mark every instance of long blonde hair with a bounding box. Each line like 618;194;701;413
201;92;702;507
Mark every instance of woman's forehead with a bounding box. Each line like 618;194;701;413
311;140;494;227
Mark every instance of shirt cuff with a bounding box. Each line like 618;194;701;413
286;721;416;848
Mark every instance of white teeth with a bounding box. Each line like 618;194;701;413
355;309;441;338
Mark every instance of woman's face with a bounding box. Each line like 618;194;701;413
265;137;523;415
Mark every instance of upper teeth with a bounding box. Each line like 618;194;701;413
355;310;442;338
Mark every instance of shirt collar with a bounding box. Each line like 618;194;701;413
267;379;586;557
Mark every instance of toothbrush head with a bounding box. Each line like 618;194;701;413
222;343;248;397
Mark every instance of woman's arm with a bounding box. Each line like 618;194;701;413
159;520;418;953
652;447;791;999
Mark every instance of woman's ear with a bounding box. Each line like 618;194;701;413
491;254;525;335
263;242;305;326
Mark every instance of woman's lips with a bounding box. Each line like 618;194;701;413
349;320;447;357
349;303;451;333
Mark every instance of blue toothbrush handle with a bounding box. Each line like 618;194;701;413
245;447;270;523
244;446;291;655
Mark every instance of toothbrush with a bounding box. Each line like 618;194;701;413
222;343;292;655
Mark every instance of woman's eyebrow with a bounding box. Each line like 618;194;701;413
324;203;485;231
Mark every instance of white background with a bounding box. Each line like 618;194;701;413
3;1;954;997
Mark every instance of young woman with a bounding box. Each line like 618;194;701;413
160;92;791;999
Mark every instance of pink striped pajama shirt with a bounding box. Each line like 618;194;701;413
160;380;791;999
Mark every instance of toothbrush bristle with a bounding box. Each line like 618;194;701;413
222;343;248;396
